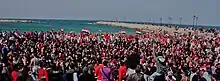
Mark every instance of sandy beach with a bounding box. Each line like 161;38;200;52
0;19;32;23
95;21;220;37
96;21;194;34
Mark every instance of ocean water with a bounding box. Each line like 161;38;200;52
0;19;219;34
0;19;136;34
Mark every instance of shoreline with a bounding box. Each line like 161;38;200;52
96;21;219;37
0;19;32;23
96;21;193;33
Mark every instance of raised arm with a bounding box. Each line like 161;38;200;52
152;43;157;59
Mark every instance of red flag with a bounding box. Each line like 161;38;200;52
82;28;90;33
136;28;141;34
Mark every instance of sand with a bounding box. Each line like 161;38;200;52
96;21;219;37
0;19;32;23
96;21;193;34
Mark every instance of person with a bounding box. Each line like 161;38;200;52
190;68;199;81
1;46;8;62
149;47;166;81
48;64;62;81
166;71;176;81
38;63;48;81
118;61;126;81
153;74;166;81
126;65;145;81
11;65;19;81
100;60;114;81
65;66;74;81
1;63;11;81
95;59;104;81
202;71;213;81
73;68;78;81
17;56;29;81
180;70;189;81
126;53;140;77
214;63;220;81
78;66;96;81
29;53;40;81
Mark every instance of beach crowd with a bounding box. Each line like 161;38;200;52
0;28;219;81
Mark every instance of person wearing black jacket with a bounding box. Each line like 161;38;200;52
78;66;96;81
214;64;220;81
48;64;62;81
17;56;29;81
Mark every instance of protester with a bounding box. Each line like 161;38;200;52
95;59;104;81
78;66;96;81
126;65;145;81
118;61;126;81
38;63;49;81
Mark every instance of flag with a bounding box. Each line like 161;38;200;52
136;28;141;34
119;30;126;34
82;28;90;33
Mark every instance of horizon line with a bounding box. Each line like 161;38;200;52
0;17;220;27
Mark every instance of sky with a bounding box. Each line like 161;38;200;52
0;0;219;26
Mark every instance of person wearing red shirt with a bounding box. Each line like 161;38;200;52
11;69;18;81
95;60;104;81
38;66;49;81
118;62;127;81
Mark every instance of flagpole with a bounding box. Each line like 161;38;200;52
193;15;196;27
195;16;198;27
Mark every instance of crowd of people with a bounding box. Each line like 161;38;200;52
0;28;219;81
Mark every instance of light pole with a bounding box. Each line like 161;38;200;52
193;15;196;27
195;16;198;27
160;17;163;26
169;16;172;24
180;16;182;25
149;18;152;23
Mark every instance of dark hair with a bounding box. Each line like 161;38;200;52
120;61;125;66
157;52;163;56
98;59;102;64
135;65;141;73
192;68;197;73
103;61;108;66
153;74;165;81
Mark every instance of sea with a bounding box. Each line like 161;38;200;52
0;19;136;34
0;19;219;34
